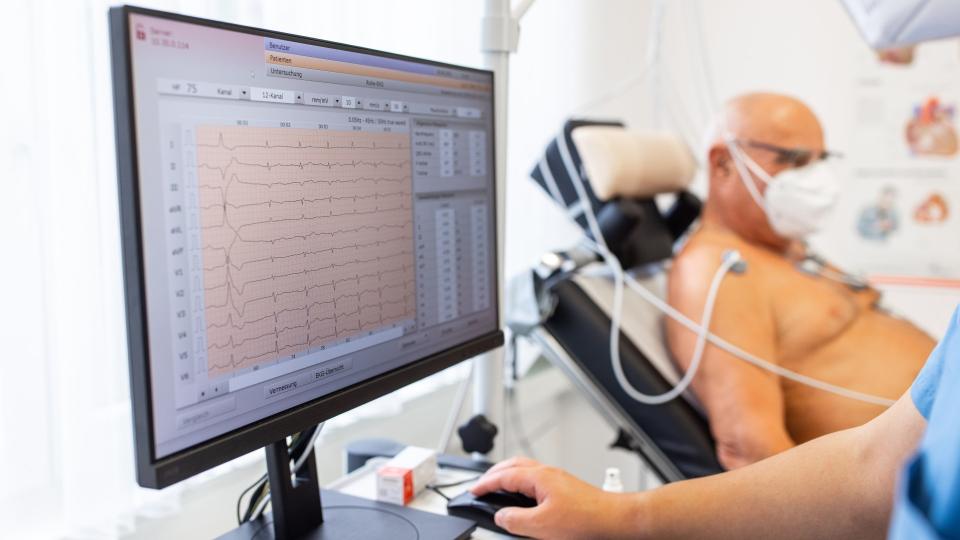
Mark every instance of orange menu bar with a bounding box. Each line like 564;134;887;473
264;51;491;93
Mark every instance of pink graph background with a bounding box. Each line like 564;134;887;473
196;125;416;378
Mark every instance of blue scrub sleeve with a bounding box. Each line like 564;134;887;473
909;307;959;419
891;306;960;539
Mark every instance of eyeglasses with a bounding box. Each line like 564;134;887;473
736;139;843;168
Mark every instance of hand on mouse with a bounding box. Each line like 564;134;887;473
470;456;643;539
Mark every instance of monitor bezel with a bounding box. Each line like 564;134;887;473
109;4;503;489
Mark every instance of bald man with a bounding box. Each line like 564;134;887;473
666;92;934;469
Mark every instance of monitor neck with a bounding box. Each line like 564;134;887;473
264;439;323;539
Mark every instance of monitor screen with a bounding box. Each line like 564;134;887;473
114;8;499;468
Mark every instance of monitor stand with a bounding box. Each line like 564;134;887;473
218;439;476;540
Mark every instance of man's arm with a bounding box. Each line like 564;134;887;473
471;392;925;539
667;245;793;468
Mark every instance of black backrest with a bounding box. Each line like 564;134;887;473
543;279;724;480
530;119;720;480
530;119;616;234
530;119;701;270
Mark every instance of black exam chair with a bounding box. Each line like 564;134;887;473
516;119;723;482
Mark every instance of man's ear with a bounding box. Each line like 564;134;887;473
708;144;732;180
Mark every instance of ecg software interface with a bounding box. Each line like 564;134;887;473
127;14;497;458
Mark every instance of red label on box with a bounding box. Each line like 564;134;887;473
378;466;414;504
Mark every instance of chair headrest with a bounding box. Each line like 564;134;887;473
572;126;697;201
529;119;702;270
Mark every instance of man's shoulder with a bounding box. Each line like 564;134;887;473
676;224;791;265
673;229;756;278
669;229;773;302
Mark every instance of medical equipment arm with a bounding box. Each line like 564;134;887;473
666;247;795;469
472;391;924;539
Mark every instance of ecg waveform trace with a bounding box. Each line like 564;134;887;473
196;125;416;378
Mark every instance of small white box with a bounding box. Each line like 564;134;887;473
376;446;437;505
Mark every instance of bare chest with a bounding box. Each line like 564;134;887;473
766;263;871;362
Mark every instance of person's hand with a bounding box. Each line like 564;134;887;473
470;456;643;539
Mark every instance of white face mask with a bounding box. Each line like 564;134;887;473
724;137;840;240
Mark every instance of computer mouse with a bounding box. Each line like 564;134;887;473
446;490;537;537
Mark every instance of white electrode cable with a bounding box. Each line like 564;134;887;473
559;134;719;404
798;257;871;290
437;362;474;454
291;422;324;480
556;134;895;408
250;484;272;520
616;270;894;407
250;423;326;520
691;0;719;115
607;242;741;404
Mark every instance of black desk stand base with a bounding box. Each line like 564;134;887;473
218;441;476;540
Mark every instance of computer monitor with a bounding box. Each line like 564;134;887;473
109;5;501;536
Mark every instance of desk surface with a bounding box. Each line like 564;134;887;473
328;458;517;539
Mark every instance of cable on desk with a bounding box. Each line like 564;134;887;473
237;423;326;524
504;334;540;460
236;472;268;524
427;475;481;489
428;485;452;501
437;362;475;453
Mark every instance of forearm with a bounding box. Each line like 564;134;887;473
472;397;921;540
630;426;893;540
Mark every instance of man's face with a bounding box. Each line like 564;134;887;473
708;98;826;248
